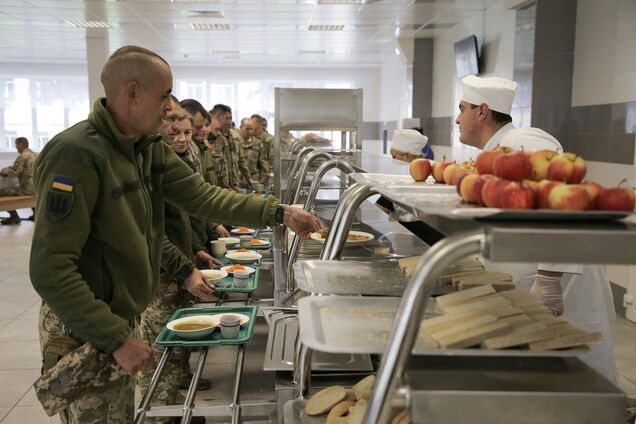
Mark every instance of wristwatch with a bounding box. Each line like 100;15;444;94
275;204;285;225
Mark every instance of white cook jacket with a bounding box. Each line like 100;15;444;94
482;125;618;383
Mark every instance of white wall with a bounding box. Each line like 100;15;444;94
378;62;410;124
572;0;636;106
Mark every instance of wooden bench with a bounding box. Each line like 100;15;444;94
0;196;37;211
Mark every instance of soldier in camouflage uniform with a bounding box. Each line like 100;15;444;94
0;136;37;224
210;104;251;190
29;45;323;423
250;114;273;185
238;117;267;185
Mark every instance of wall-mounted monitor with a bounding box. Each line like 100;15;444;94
454;35;480;79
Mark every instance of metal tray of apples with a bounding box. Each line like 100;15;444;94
375;185;633;222
349;172;456;190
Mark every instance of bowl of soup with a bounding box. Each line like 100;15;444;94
166;315;220;340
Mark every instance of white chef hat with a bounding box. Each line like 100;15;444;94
391;129;429;155
461;75;518;115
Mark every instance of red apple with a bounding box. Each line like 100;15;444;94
529;149;558;181
492;151;532;181
547;153;587;183
449;165;475;186
500;181;536;209
481;177;509;208
579;180;603;206
535;180;564;209
409;158;432;182
475;146;513;175
548;184;592;211
432;161;453;183
596;187;636;211
443;163;460;185
459;174;495;205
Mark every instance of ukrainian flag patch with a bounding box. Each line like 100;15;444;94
51;176;75;192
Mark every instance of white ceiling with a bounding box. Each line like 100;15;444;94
0;0;499;67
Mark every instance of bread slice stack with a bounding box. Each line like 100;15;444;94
421;285;600;351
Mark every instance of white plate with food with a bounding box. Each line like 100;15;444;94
310;230;375;245
225;251;263;264
200;269;228;281
248;239;271;247
226;248;257;254
230;227;256;235
217;237;240;245
167;315;220;340
213;312;250;328
220;265;257;275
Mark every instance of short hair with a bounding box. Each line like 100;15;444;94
469;103;512;125
15;137;28;147
170;94;179;103
210;104;232;117
240;117;252;127
180;99;210;122
100;46;169;95
250;114;265;124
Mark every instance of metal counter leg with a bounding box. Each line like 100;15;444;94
135;347;174;424
294;343;313;399
230;344;247;424
181;347;209;424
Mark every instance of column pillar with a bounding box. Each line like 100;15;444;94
86;29;109;105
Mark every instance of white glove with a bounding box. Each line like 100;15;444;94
529;273;564;316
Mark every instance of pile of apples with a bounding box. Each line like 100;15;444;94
408;148;636;211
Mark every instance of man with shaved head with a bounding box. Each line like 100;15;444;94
30;45;321;423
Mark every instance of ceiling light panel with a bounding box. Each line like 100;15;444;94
318;0;366;4
190;22;231;30
308;24;347;30
299;49;326;54
65;20;110;28
186;10;225;18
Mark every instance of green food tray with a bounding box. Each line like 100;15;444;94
214;267;260;293
213;256;262;267
156;306;257;347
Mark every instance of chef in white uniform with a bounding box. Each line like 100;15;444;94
455;75;618;383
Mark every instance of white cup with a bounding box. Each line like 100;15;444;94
233;270;251;288
220;314;241;339
210;240;226;257
239;235;253;247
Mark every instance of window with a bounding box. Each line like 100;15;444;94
0;75;89;152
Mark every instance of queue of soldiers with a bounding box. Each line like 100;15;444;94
27;45;321;424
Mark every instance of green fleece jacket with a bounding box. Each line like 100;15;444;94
30;98;278;354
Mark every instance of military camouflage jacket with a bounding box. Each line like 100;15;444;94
30;98;279;354
1;147;37;195
255;132;273;184
240;137;268;184
215;129;251;189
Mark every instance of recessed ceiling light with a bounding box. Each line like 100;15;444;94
191;23;230;30
308;24;347;31
173;0;220;3
219;60;242;65
210;49;241;55
318;0;366;4
187;10;224;18
394;47;400;56
65;20;110;28
299;50;326;54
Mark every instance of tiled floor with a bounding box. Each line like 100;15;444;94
0;213;635;423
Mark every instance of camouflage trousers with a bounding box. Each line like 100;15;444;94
38;303;135;424
137;280;194;424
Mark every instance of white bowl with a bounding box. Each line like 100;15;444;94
230;227;256;235
218;237;240;246
225;251;262;264
167;315;220;340
220;265;256;275
200;269;228;281
214;313;250;328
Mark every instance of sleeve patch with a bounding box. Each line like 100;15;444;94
46;189;74;222
51;176;75;192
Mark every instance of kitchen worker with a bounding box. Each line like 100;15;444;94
456;75;617;383
30;45;322;424
0;136;37;224
375;129;445;246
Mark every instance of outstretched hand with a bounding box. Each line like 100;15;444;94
281;205;322;238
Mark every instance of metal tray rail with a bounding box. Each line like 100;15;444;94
156;306;257;347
